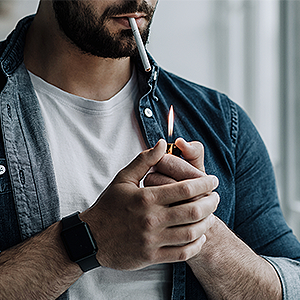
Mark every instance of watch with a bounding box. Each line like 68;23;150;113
61;212;100;272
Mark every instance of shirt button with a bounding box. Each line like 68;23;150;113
144;108;153;118
0;165;6;175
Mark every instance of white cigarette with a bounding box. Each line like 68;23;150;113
128;17;151;72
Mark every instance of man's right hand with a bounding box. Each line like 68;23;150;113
80;139;219;271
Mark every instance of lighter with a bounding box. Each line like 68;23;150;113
166;105;182;157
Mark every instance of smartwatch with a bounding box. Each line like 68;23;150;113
61;212;100;272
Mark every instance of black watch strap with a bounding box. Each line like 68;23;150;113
77;251;100;272
61;212;100;272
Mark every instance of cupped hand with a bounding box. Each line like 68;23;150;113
80;139;219;271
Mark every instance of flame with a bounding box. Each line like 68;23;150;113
168;105;174;139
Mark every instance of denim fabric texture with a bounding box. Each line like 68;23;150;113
1;16;300;300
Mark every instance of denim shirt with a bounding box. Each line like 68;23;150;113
1;16;300;300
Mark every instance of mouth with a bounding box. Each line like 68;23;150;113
111;13;147;29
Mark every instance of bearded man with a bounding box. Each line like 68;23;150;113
0;1;299;299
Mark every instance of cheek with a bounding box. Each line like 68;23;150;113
144;0;159;12
150;0;159;6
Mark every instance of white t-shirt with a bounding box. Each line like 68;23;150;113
29;69;172;300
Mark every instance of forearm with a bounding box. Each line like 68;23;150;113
187;217;282;300
0;221;82;299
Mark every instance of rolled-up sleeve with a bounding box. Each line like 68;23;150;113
264;256;300;299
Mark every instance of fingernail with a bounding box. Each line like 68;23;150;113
176;137;188;146
180;138;188;144
211;175;219;188
182;138;190;147
200;234;206;244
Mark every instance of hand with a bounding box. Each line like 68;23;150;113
80;139;219;271
144;138;219;256
144;138;207;187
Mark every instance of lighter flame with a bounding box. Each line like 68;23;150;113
168;105;174;139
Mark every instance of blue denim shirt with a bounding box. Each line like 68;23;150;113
1;16;300;300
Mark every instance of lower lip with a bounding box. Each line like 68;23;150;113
112;17;144;29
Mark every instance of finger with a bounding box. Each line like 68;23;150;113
160;214;215;247
154;153;205;182
175;138;205;173
149;175;219;206
118;139;167;185
155;234;207;263
144;172;176;187
162;192;220;227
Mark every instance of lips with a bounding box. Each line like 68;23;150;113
111;13;147;29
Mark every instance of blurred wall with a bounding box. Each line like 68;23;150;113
0;0;39;40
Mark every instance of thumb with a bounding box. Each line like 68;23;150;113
118;139;167;184
175;138;205;173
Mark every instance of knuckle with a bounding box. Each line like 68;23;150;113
194;141;204;152
142;214;160;231
140;248;152;261
202;177;211;192
139;189;156;208
115;168;126;181
139;233;151;249
178;248;190;261
181;181;193;198
189;205;203;221
139;243;157;262
137;150;148;162
186;227;197;242
147;251;157;262
207;175;219;191
160;153;172;165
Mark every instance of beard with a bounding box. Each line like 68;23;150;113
52;0;155;59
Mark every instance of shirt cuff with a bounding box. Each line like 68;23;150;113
263;256;300;300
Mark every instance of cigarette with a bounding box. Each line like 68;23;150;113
128;17;151;72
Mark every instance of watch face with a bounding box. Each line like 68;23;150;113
61;223;97;262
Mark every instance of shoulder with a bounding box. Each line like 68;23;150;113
156;67;239;145
157;68;226;100
0;15;34;76
156;67;237;119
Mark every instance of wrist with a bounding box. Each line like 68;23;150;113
61;212;100;272
187;217;282;299
188;216;226;267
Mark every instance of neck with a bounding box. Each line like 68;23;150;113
24;2;132;101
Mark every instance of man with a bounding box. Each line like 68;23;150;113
0;0;299;299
